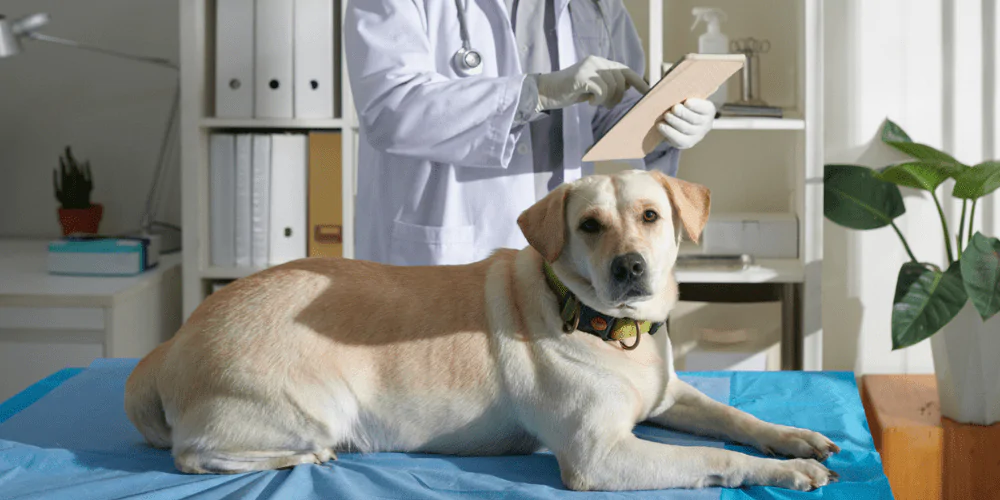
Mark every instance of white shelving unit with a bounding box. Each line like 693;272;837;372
626;0;824;370
179;0;822;369
179;0;357;317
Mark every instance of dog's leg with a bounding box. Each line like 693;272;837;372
556;433;834;491
174;448;337;474
647;379;840;460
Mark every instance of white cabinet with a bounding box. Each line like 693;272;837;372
0;240;182;400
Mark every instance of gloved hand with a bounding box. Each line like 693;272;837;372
534;55;650;112
657;98;716;149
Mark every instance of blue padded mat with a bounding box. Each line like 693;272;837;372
0;359;892;499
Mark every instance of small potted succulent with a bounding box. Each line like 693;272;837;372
825;119;1000;425
53;146;103;235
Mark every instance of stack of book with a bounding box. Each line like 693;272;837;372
48;236;160;276
209;132;342;269
717;103;784;119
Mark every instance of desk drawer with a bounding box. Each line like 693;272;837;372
0;307;105;330
0;334;104;401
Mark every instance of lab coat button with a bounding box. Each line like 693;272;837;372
517;143;529;155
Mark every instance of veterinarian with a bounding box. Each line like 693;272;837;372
345;0;716;266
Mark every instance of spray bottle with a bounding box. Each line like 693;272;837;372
691;7;729;107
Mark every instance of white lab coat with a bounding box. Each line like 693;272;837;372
345;0;679;266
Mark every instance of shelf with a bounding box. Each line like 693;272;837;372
713;117;805;131
674;259;804;284
201;267;263;280
200;117;801;131
200;118;346;130
204;259;802;284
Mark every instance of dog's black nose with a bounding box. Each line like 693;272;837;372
611;253;646;283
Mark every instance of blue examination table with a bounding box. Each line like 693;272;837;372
0;359;893;499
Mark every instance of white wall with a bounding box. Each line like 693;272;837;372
823;0;1000;373
0;1;180;238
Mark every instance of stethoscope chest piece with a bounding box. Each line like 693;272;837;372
453;46;483;76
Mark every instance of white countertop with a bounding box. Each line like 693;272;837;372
0;239;182;307
674;258;804;284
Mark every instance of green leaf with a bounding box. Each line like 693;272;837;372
881;118;913;143
960;232;1000;320
892;262;967;350
894;262;927;303
952;162;1000;200
877;161;964;191
824;164;906;230
884;141;965;168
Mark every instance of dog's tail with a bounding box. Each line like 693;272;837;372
124;338;174;449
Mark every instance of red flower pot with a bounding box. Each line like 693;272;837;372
58;203;103;236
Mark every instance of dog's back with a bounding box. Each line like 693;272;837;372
125;250;535;473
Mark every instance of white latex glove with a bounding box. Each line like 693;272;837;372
657;98;716;150
535;55;650;112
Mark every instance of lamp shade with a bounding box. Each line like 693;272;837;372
0;15;23;58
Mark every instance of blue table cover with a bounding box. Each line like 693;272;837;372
0;359;892;499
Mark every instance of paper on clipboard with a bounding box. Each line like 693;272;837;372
582;53;745;162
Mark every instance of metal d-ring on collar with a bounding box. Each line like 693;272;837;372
620;319;641;351
559;294;582;333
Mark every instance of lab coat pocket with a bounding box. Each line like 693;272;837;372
570;3;608;59
389;220;476;266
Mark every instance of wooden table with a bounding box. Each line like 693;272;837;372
861;374;1000;500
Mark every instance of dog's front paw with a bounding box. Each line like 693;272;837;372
758;458;838;491
755;425;840;461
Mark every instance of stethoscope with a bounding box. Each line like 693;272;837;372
452;0;484;76
451;0;615;78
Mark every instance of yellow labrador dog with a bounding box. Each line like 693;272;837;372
125;170;839;491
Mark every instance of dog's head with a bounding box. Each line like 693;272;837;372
517;170;710;321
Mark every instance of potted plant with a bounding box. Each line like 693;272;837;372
825;119;1000;425
53;146;103;235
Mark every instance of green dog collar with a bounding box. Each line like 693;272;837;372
542;261;662;350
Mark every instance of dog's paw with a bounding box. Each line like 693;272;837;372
755;425;840;461
760;458;838;491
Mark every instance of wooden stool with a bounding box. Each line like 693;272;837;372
861;374;1000;500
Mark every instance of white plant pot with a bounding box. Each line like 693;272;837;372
930;302;1000;425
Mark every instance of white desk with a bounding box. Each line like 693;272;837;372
0;240;182;400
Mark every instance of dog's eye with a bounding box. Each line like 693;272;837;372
643;210;659;223
579;218;601;234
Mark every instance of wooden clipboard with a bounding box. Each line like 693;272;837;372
582;53;745;162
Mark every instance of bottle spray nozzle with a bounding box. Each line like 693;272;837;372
691;7;727;32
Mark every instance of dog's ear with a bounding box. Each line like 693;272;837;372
650;170;711;244
517;184;569;262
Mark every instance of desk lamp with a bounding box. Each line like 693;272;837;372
0;13;182;252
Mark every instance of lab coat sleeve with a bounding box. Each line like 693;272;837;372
345;0;524;168
589;0;680;176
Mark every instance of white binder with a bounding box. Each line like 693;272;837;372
234;135;253;267
255;0;295;118
209;134;236;267
251;134;272;268
215;0;254;117
269;134;308;264
293;0;335;119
